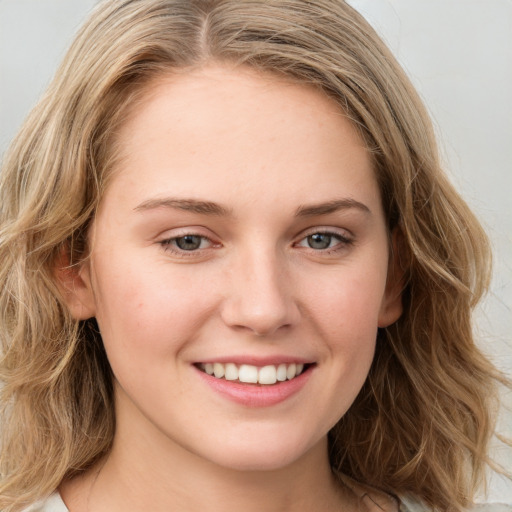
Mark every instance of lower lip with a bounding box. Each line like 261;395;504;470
195;366;313;407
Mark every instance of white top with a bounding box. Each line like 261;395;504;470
21;493;68;512
22;492;512;512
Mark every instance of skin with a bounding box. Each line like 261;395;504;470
59;64;402;512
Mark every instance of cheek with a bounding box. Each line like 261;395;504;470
302;264;387;391
91;254;218;366
306;265;387;340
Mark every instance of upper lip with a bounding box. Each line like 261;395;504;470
195;356;315;366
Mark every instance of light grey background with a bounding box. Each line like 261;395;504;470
348;1;512;502
1;0;511;503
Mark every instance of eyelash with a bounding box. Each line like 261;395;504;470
158;229;354;257
159;233;216;257
294;230;354;254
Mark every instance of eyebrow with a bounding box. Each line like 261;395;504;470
295;198;371;217
134;197;232;216
134;197;370;217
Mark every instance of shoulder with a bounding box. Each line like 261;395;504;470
399;496;512;512
469;506;512;512
336;473;400;512
21;493;69;512
336;474;512;512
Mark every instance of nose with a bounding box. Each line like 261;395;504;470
220;248;300;337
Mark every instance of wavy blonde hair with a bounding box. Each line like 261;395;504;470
0;1;508;511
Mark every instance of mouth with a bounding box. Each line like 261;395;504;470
195;362;312;385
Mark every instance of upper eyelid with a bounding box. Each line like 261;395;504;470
157;226;217;241
160;232;212;241
296;226;353;240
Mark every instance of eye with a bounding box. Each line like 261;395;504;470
296;231;353;251
305;233;336;250
175;235;205;251
160;234;213;252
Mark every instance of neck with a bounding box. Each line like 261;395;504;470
61;435;351;512
60;389;353;512
85;437;345;512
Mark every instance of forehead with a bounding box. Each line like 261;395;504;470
101;64;380;217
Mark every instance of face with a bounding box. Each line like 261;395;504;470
65;65;402;472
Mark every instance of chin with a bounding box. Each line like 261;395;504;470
197;435;322;473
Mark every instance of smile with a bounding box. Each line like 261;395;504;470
197;362;307;385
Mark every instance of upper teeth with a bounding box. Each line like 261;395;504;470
200;363;305;385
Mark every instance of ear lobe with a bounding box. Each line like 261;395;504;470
54;247;96;320
378;228;407;328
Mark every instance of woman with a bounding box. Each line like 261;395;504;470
0;1;509;511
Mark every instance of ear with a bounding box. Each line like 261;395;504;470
53;247;96;320
378;228;407;328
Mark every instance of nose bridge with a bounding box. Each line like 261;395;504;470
221;240;298;336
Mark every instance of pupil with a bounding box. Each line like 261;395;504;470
308;233;331;249
176;235;202;251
